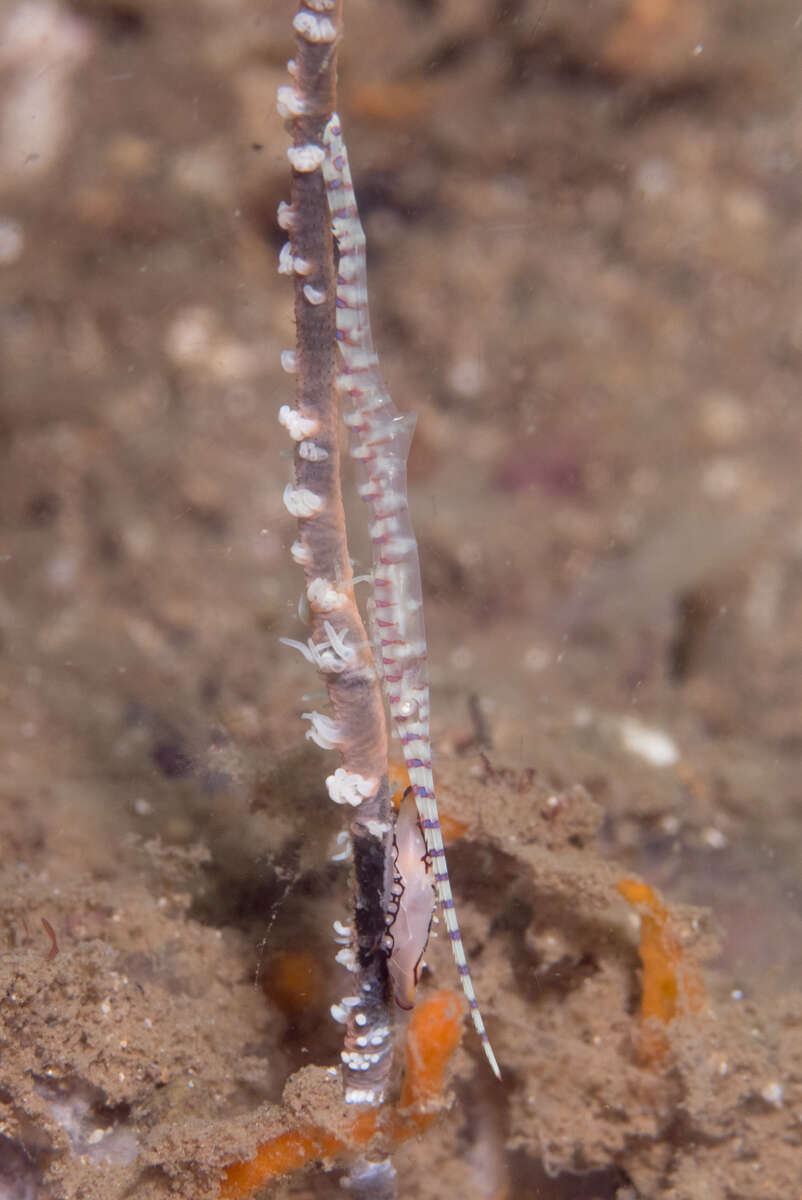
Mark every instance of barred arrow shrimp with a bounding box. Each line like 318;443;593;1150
322;114;501;1079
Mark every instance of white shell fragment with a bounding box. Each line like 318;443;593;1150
280;350;297;374
618;717;680;767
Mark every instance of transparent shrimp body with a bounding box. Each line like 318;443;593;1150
323;116;500;1078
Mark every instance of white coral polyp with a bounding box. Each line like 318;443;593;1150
280;621;352;674
307;577;346;612
283;483;323;519
326;768;377;807
279;404;319;441
302;710;343;750
286;143;325;172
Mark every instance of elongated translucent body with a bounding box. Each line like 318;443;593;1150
323;115;501;1079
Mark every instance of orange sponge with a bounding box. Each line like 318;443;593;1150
617;877;706;1064
220;989;463;1198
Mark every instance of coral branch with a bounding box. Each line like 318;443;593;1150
220;1130;344;1199
278;0;395;1106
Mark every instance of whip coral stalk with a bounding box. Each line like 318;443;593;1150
277;0;395;1107
279;0;500;1121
